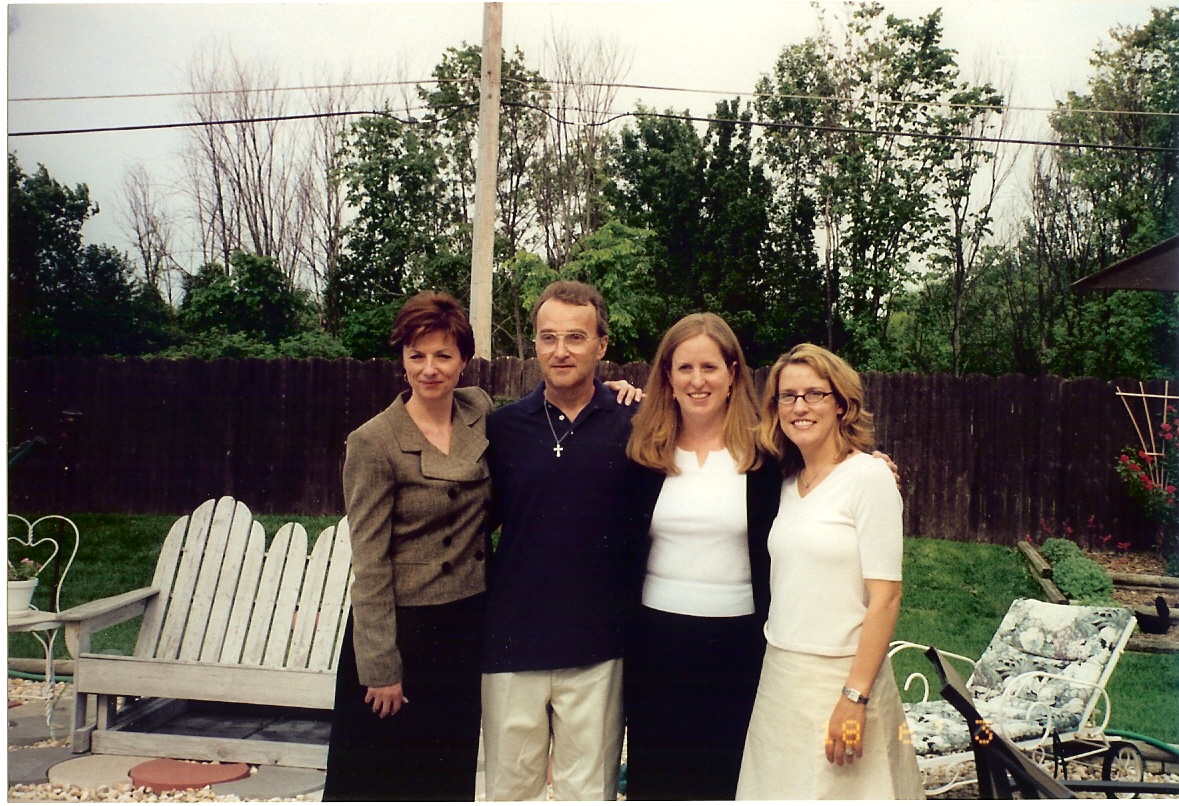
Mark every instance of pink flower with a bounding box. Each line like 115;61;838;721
1165;433;1174;442
1167;485;1176;494
1117;542;1132;552
1139;450;1148;460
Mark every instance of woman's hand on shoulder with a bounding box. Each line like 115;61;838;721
871;450;900;488
364;683;408;718
605;379;644;405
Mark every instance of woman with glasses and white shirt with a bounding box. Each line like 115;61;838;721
736;343;923;800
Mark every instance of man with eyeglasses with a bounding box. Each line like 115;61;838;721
481;280;637;800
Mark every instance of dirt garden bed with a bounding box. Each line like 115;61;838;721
1085;550;1175;611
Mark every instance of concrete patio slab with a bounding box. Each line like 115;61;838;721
7;746;75;786
47;754;156;789
210;764;326;799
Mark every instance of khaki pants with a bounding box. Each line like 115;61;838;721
481;659;624;801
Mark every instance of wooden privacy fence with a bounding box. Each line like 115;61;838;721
7;357;1172;546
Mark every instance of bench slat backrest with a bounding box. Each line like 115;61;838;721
132;498;353;673
135;512;190;658
219;524;267;663
289;519;352;672
193;505;257;662
312;519;352;671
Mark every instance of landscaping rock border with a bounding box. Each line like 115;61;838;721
1016;541;1178;653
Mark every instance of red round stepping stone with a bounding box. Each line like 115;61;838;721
129;758;251;792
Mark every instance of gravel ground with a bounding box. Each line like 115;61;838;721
8;678;318;802
7;783;316;802
12;655;1176;802
922;758;1179;799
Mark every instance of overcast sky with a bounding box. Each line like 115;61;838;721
6;1;1162;258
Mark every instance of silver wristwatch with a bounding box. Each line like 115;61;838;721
842;686;869;705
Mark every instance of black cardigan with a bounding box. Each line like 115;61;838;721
624;456;783;624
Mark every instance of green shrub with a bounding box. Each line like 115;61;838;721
1039;537;1082;566
1040;538;1115;604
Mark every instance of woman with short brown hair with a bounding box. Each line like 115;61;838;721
324;291;491;801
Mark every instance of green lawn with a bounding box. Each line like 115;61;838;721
9;518;1177;743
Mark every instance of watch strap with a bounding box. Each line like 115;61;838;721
842;685;869;705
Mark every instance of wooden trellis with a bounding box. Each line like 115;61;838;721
1116;380;1176;490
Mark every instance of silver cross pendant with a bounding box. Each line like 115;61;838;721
553;443;564;458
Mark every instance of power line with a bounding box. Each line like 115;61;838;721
8;78;464;103
10;75;1178;121
11;100;1175;155
513;78;1179;120
569;106;1179;155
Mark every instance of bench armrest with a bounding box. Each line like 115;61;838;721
59;587;159;656
889;641;977;703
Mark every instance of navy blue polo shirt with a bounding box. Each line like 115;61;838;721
483;380;636;674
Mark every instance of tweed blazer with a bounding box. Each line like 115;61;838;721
343;386;493;687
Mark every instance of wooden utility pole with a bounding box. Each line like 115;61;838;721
469;2;502;360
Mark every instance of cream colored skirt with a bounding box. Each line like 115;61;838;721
736;647;924;800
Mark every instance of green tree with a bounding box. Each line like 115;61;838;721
327;113;461;331
606;102;825;365
8;154;173;357
698;100;818;366
172;251;324;358
608;107;705;330
756;5;1004;368
418;44;552;357
999;8;1179;378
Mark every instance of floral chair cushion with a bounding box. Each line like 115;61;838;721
905;691;1085;757
903;598;1133;758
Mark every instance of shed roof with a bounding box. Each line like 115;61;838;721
1071;236;1179;292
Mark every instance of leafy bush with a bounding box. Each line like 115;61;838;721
1039;537;1082;565
1040;538;1115;604
275;331;350;359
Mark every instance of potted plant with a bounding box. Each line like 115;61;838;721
7;557;43;612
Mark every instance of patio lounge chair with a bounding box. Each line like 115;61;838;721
926;645;1179;799
60;498;352;768
889;597;1137;795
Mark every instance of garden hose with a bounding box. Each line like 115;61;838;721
1106;728;1179;758
7;668;73;683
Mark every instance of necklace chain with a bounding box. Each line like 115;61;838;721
543;401;574;458
802;461;837;488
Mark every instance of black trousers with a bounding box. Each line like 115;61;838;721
323;594;485;801
624;606;765;801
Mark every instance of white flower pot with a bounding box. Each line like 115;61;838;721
8;578;38;612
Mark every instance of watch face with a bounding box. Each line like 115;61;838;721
843;686;867;704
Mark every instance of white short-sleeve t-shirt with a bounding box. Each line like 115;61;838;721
764;451;903;656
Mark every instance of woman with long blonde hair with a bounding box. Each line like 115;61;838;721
623;313;782;800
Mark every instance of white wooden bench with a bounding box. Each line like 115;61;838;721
61;497;352;768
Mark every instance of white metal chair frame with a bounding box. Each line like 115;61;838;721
889;604;1136;797
7;514;81;738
